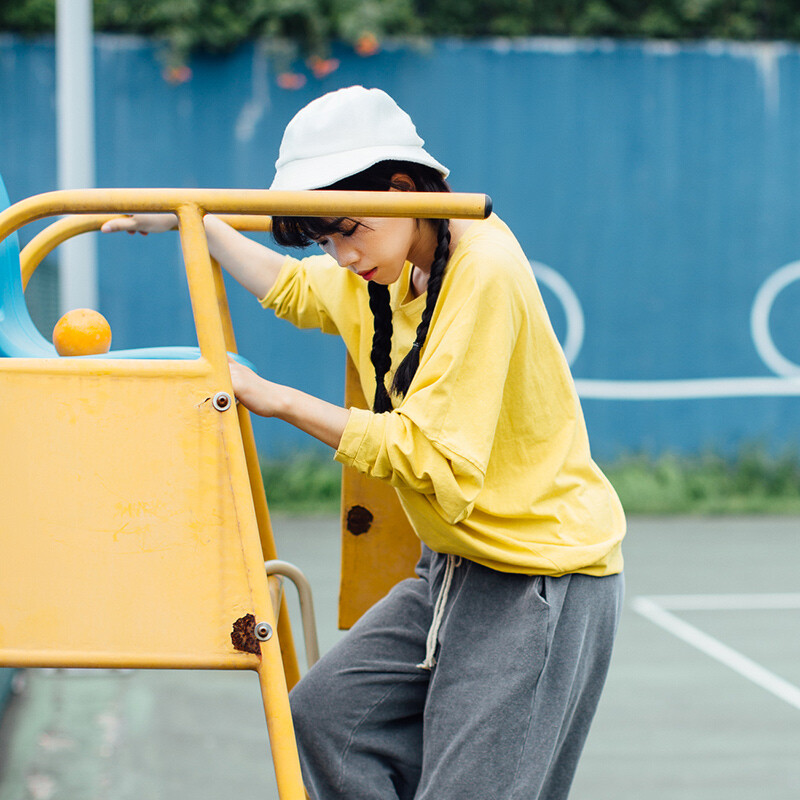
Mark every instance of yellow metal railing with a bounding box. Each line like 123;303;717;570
0;187;491;800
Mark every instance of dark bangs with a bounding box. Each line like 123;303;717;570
271;216;356;248
271;160;450;249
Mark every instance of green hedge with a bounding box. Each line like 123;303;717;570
602;447;800;515
4;0;800;64
262;447;800;516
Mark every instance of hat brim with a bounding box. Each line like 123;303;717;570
270;144;449;191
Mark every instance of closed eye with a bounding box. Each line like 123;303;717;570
313;218;369;249
340;221;360;237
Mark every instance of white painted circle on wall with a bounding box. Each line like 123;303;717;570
751;261;800;376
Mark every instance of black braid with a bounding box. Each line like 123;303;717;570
391;219;451;399
368;282;394;412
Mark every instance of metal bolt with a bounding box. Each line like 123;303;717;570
254;622;272;642
212;391;232;411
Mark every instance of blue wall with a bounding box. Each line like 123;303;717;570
2;34;800;459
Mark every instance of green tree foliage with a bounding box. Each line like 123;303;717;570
0;0;418;58
4;0;800;50
3;0;800;84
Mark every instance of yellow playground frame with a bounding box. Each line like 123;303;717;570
0;187;490;798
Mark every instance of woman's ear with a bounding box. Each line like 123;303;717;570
389;173;417;192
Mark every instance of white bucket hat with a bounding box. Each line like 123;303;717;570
270;86;449;191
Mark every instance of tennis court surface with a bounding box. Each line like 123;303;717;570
1;515;798;799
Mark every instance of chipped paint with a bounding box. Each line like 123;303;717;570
346;505;373;536
230;613;261;656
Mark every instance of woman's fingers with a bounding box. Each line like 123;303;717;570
100;216;138;233
228;358;255;397
100;213;177;234
228;357;273;417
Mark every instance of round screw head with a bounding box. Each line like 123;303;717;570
254;622;272;641
212;391;232;411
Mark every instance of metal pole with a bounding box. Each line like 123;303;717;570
56;0;97;312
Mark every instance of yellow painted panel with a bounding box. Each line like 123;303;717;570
0;364;272;669
338;355;420;630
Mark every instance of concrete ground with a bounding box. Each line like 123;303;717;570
1;515;798;799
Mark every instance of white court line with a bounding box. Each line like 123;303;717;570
574;376;800;399
632;595;800;711
642;592;800;611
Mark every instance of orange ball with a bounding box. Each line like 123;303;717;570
52;308;112;356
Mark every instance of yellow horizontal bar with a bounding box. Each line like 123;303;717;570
0;650;260;670
20;214;274;289
0;188;491;241
0;355;213;378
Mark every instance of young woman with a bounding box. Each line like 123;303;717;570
103;85;625;800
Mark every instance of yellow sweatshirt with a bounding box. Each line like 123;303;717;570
262;214;624;576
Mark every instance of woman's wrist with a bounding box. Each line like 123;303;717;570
262;380;292;420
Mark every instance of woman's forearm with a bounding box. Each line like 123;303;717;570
271;384;351;450
203;214;287;300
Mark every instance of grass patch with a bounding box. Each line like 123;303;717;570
260;455;342;515
260;447;800;516
601;447;800;515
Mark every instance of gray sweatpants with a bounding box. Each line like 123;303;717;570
290;545;624;800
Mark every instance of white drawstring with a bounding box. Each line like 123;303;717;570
417;554;462;670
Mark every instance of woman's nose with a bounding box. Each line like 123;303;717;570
334;242;358;270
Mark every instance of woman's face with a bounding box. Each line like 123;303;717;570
314;216;422;285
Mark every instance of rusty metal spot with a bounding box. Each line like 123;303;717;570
346;505;374;535
231;613;261;655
